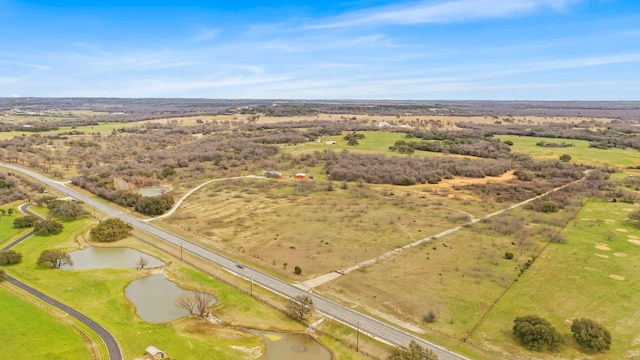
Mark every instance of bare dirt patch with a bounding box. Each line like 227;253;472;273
595;253;610;259
616;228;629;232
609;274;625;281
595;243;611;251
614;253;628;257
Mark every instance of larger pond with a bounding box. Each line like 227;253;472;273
62;247;165;270
125;274;196;323
253;330;332;360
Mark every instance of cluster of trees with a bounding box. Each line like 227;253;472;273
90;218;133;242
536;141;574;148
343;132;366;146
459;120;640;153
327;152;511;185
513;315;611;353
396;131;512;159
0;171;42;204
45;199;87;220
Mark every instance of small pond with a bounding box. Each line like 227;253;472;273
138;186;169;197
125;274;200;323
252;330;332;360
62;247;165;270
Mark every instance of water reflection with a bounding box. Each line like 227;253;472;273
125;274;194;323
252;330;332;360
63;247;164;270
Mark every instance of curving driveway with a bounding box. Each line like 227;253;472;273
1;204;122;360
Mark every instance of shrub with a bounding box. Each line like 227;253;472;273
571;318;611;352
513;315;563;351
13;215;40;228
37;249;73;268
540;201;558;213
504;252;514;260
0;267;5;281
34;220;64;235
0;250;23;265
424;309;437;323
294;266;302;275
90;218;133;242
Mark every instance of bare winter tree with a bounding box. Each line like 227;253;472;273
175;293;197;315
136;256;149;269
175;285;216;317
286;295;314;322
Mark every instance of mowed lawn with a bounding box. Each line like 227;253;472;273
472;199;640;359
0;287;94;360
496;135;640;168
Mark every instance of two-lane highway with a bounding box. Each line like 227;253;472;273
1;163;469;360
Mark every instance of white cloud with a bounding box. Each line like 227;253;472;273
311;0;583;28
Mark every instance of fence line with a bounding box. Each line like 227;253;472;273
133;234;382;360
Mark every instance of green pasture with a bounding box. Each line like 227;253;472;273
471;199;640;359
0;121;140;141
496;135;640;168
0;287;94;360
0;201;31;248
285;131;409;155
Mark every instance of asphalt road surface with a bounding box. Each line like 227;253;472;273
1;203;122;360
1;163;468;360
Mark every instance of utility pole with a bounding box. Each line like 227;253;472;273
180;242;183;260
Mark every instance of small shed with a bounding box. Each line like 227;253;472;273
325;141;336;145
145;346;166;359
295;173;306;179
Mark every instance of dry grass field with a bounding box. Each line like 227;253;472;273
156;177;506;279
140;113;616;128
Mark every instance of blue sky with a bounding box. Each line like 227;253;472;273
1;0;639;100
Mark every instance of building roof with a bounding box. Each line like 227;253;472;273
145;346;164;356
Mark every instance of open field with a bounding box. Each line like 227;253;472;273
472;199;640;359
140;113;617;127
157;177;503;279
496;135;640;168
0;286;94;359
0;201;30;246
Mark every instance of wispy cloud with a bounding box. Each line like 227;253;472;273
310;0;583;28
192;26;219;42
